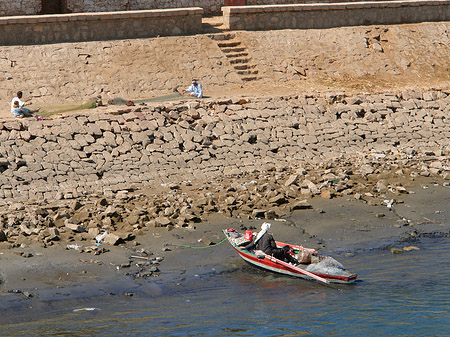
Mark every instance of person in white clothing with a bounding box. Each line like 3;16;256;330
11;91;37;118
182;79;203;98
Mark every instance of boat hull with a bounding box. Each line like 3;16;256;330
225;229;357;284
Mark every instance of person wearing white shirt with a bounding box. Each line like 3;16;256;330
182;79;203;98
11;91;33;118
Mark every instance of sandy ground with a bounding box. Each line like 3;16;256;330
3;21;450;120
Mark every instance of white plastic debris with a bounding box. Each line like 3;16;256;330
73;308;99;312
95;231;108;243
66;244;81;250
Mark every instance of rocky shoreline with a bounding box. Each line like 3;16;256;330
1;88;449;249
1;89;450;310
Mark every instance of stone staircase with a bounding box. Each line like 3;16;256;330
208;33;259;82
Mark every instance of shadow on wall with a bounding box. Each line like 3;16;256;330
40;0;69;14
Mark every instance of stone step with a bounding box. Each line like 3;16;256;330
241;76;259;81
217;41;241;48
207;33;235;41
221;47;246;53
234;64;256;70
237;69;259;75
229;57;251;64
224;52;249;58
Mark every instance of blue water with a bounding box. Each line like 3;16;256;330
2;237;450;336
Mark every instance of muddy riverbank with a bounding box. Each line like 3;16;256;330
1;176;449;315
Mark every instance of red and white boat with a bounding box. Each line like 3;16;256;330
223;228;357;284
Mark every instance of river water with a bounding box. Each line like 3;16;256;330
1;236;449;336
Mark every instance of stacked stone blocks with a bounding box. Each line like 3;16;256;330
0;8;203;45
222;0;450;30
0;90;449;203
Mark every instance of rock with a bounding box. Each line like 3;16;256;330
21;252;33;258
359;164;375;175
96;198;108;207
70;200;83;211
403;246;420;251
303;180;320;194
23;291;33;298
19;224;32;236
104;233;122;245
264;209;277;220
87;227;100;239
0;230;7;242
396;186;409;194
390;247;403;254
252;209;267;218
269;194;287;205
155;216;172;227
198;236;213;246
168;183;180;190
225;196;236;205
284;174;299;187
104;205;118;217
320;190;334;199
65;222;86;233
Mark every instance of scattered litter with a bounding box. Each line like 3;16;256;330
66;244;81;250
131;255;150;260
73;308;100;312
95;231;108;243
384;199;394;209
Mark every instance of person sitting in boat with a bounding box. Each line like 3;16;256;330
244;222;290;261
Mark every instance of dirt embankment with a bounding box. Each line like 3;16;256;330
2;22;450;119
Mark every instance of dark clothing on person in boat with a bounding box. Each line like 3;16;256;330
245;232;289;260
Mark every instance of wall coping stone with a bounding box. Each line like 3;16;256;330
223;0;448;14
0;8;203;26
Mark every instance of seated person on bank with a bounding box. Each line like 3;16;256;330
244;222;290;261
182;79;203;98
11;91;39;118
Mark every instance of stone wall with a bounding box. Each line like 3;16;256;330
64;0;398;15
0;8;203;45
0;89;449;204
0;0;40;16
222;0;450;30
0;35;241;113
65;0;224;16
0;0;433;17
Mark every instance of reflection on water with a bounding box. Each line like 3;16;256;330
2;238;450;336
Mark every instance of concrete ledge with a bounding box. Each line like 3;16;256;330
0;8;203;45
222;0;450;30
